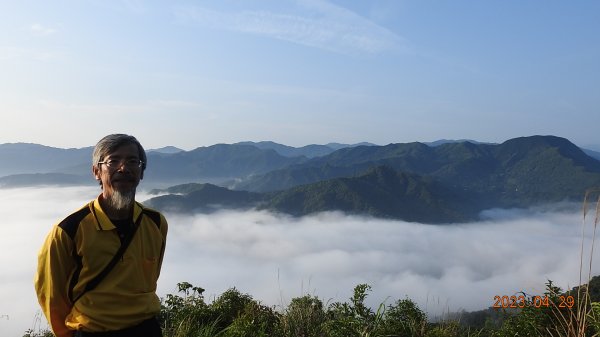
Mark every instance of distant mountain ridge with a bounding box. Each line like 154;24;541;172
234;141;377;158
2;136;600;223
0;173;93;188
143;166;476;223
143;135;600;223
424;139;493;147
0;141;378;184
148;146;184;154
235;136;600;204
583;148;600;161
0;143;93;177
143;144;308;185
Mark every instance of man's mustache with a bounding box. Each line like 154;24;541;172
112;175;136;182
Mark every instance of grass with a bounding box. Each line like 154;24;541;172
543;188;600;337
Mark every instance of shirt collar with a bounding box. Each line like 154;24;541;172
91;195;143;230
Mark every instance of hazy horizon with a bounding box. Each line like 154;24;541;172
1;185;598;336
1;136;600;153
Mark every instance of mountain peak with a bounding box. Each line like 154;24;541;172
148;146;184;154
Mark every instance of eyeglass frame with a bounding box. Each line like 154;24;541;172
97;158;145;169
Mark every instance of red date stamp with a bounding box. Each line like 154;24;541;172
493;295;575;309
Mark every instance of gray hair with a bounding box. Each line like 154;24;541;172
92;134;147;171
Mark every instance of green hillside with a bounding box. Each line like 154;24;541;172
263;166;476;223
143;136;600;223
236;136;600;210
144;183;263;213
142;143;308;184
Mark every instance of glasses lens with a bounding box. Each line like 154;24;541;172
102;159;142;168
125;159;142;168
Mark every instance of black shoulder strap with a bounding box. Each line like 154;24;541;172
72;212;145;304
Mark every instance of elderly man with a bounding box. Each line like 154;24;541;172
35;134;168;337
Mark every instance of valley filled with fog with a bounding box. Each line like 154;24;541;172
1;186;597;336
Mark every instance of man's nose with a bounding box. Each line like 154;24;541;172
115;162;131;172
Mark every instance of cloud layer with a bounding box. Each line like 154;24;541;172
1;186;597;335
160;205;596;314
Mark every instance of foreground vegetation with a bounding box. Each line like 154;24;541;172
160;278;600;337
24;277;600;337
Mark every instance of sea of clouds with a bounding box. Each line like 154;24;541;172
1;186;598;336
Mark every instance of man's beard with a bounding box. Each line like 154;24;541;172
107;189;136;211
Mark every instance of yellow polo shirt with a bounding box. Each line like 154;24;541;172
34;197;168;337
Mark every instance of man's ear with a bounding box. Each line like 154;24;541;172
92;165;101;180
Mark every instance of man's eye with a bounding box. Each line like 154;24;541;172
107;159;120;166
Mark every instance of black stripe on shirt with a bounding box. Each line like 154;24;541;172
58;206;91;240
142;208;162;229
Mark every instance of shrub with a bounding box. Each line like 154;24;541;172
223;300;281;337
323;283;383;337
160;282;214;337
280;295;327;337
379;298;427;337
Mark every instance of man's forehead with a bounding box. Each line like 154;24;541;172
105;143;140;158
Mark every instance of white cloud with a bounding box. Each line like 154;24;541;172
160;206;596;316
30;23;57;36
173;0;408;55
0;46;63;62
1;186;597;336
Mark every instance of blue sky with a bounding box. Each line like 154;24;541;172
1;0;599;150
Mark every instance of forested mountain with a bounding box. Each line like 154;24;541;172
235;141;377;158
0;143;92;177
143;166;476;223
2;136;600;222
233;136;600;210
145;183;263;213
142;144;307;184
143;135;600;223
261;165;477;222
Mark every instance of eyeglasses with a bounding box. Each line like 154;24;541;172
98;158;144;169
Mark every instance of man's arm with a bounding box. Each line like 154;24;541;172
34;226;76;337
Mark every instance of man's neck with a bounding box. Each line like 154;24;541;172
106;207;132;220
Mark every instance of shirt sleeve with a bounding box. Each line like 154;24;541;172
34;226;76;337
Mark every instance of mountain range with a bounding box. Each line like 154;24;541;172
2;136;600;223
